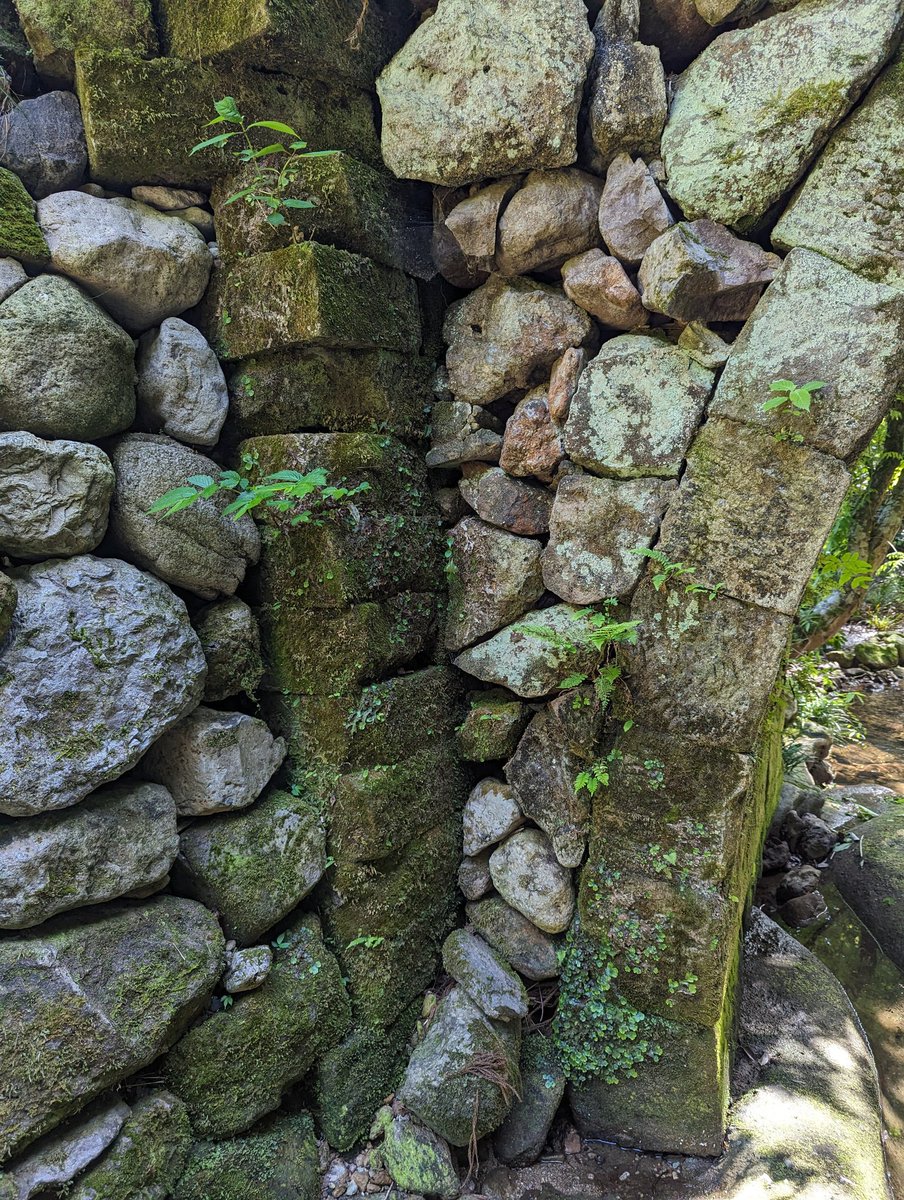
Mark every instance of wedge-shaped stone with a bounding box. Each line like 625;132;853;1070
0;166;48;264
442;928;528;1021
192;597;263;702
466;898;561;981
0;898;222;1160
710;249;904;461
459;465;552;537
598;152;673;266
446;517;543;651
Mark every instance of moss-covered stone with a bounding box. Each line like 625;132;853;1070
174;1110;319;1200
14;0;156;85
458;689;530;763
0;167;49;265
75;50;380;189
163;914;350;1138
224;348;431;445
495;1034;565;1166
832;811;904;970
201;241;421;361
855;639;900;669
371;1107;460;1198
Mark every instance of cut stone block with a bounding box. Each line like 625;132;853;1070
14;0;156;85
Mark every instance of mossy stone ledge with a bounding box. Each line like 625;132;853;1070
14;0;157;86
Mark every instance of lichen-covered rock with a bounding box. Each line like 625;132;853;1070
0;431;114;558
0;555;206;818
140;705;285;817
459;465;552;537
398;986;521;1146
489;828;576;934
0;258;26;304
443;928;528;1021
639;219;780;322
459;852;493;900
457;689;530;763
495;1034;566;1166
466;898;561;980
0;166;48;264
561;249;647;329
173;1111;320;1200
661;0;904;230
709;249;904;461
0;897;222;1160
0;90;86;198
377;0;594;186
14;0;156;85
583;0;667;173
446;516;543;651
463;778;524;857
108;434;260;600
162;915;350;1138
4;1098;129;1198
371;1108;460;1199
496;169;602;276
172;787;325;945
191;598;263;702
38;191;211;332
0;275;134;439
0;781;177;930
136;318;228;447
599;152;674;266
445;275;592;407
223;945;272;994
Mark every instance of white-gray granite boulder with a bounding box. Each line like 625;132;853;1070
0;90;86;199
489;828;576;934
136;318;228;447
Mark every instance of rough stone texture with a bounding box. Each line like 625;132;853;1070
377;0;594;186
0;275;134;440
657;417;850;616
427;401;503;469
466;898;561;980
773;49;904;286
489;828;576;934
0;571;14;641
398;986;521;1146
563;335;714;478
496;169;603;276
371;1109;460;1200
583;0;667;173
0;781;177;930
457;689;530;764
710;249;904;462
38;191;211;332
677;320;731;370
140;706;285;817
0;432;114;558
454;603;601;698
446;517;543;651
443;928;528;1021
173;1111;319;1200
561;249;647;329
172;786;325;945
459;466;553;537
136;318;228;447
0;556;206;818
13;0;156;85
445;275;592;407
0;167;48;264
4;1098;129;1198
223;945;272;994
499;389;564;483
0;258;26;303
132;185;206;211
162;915;349;1138
599;153;674;266
639;219;780;322
547;346;586;424
439;176;520;284
463;778;524;858
495;1034;566;1166
458;852;493;900
108;434;260;600
0;897;222;1160
0;90;86;198
660;0;904;230
832;811;904;971
543;473;675;603
191;598;263;702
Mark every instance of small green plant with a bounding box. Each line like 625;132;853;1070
665;973;698;1007
218;994;234;1009
786;651;866;743
575;748;622;797
192;97;336;229
629;547;724;600
271;933;292;951
762;378;826;414
346;935;386;951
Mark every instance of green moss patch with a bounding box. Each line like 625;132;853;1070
0;168;49;265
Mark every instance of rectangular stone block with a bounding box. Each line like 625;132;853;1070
14;0;157;86
656;417;850;616
201;242;421;360
75;50;381;189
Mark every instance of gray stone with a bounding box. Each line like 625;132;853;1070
489;828;576;934
191;597;263;702
499;388;565;483
0;555;205;818
459;852;494;900
445;275;593;407
459;465;553;537
0;275;135;440
446;516;544;651
775;864;822;904
398;986;521;1146
0;897;223;1161
172;787;325;946
370;1108;460;1200
496;169;603;276
463;778;524;857
443;928;528;1021
831;811;904;970
426;400;503;469
542;473;676;603
583;0;667;173
639;219;780;322
5;1098;129;1198
495;1034;565;1166
660;0;904;230
224;945;273;994
131;185;207;211
140;705;286;817
454;603;601;698
547;346;586;424
136;318;228;447
561;249;647;330
677;321;731;370
466;898;561;980
169;205;214;240
377;0;594;186
599;152;674;266
38;191;212;332
0;571;14;641
441;176;520;282
0;259;26;304
563;334;714;478
0;781;177;930
709;249;904;462
108;434;260;600
0;90;86;198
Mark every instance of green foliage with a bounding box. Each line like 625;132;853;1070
575;749;622;798
762;378;826;414
629;547;724;599
786;651;865;743
345;935;385;951
192;96;335;229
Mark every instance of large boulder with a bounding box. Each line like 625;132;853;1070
136;318;228;447
831;811;904;971
489;828;576;934
0;897;222;1160
377;0;594;186
37;191;212;332
107;434;260;599
496;169;603;276
661;0;904;230
0;781;177;930
0;276;135;440
0;90;86;198
0;432;114;558
0;556;206;818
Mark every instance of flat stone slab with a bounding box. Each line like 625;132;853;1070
442;928;528;1021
